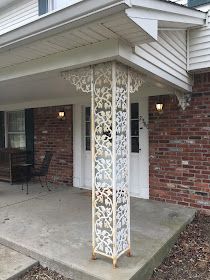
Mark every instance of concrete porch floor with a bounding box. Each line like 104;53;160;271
0;183;195;280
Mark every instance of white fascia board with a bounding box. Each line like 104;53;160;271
0;39;121;82
126;6;206;27
0;0;130;51
131;0;206;21
129;0;206;28
118;42;192;92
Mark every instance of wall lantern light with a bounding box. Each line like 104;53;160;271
57;111;65;120
156;103;164;113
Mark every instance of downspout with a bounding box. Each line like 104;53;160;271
186;29;190;72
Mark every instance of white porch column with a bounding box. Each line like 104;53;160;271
62;61;144;267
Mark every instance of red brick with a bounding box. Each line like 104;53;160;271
149;73;210;210
34;105;73;186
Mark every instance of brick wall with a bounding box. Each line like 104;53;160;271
34;105;73;186
149;72;210;211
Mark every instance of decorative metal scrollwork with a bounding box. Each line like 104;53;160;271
62;67;92;93
62;61;144;267
175;91;191;110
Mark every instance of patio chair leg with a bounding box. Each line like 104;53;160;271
39;176;44;188
127;249;132;257
113;258;118;269
45;176;51;192
26;181;29;195
91;252;96;260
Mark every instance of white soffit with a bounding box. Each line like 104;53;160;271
0;13;157;70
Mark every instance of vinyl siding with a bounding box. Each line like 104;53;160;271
189;13;210;71
0;0;38;36
169;0;210;72
135;30;191;90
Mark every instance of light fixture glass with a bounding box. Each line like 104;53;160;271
156;103;164;112
57;111;65;120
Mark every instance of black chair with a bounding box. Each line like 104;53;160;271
31;151;53;191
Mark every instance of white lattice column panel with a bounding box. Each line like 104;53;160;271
62;61;144;267
92;62;131;267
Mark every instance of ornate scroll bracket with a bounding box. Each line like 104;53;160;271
61;66;92;93
175;91;191;111
129;68;144;94
61;63;144;95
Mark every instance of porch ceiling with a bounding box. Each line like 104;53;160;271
0;13;155;70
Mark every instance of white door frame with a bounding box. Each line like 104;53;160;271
73;97;149;198
131;97;149;199
73;104;85;188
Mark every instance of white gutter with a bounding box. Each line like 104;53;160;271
0;0;131;51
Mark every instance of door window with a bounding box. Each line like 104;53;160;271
85;107;91;151
131;103;139;153
84;104;139;153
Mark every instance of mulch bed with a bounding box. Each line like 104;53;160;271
151;212;210;280
19;213;210;280
18;266;71;280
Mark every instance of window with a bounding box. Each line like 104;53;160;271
38;0;48;15
85;107;91;151
39;0;74;15
131;103;139;153
188;0;210;7
5;111;26;149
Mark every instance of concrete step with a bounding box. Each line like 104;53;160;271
0;244;37;280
